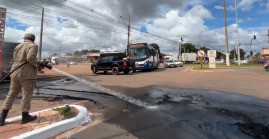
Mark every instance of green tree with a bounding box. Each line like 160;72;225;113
230;49;246;60
216;51;224;59
180;43;197;54
254;52;260;58
80;49;90;55
66;53;73;56
89;49;100;53
150;43;161;54
73;51;81;56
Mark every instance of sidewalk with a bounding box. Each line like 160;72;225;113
0;97;90;139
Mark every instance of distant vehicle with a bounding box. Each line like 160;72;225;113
203;60;209;64
127;43;159;71
69;61;77;65
164;60;176;68
51;56;60;65
174;60;183;67
164;56;171;62
264;61;269;72
91;53;133;75
233;59;250;64
253;60;265;64
216;59;225;64
181;53;197;64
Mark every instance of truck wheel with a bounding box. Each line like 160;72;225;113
104;71;108;74
92;66;97;74
112;67;119;75
132;69;136;73
123;69;130;74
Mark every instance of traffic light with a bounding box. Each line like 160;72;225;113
253;35;256;40
250;51;253;56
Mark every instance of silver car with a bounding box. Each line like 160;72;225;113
174;60;183;67
164;60;176;68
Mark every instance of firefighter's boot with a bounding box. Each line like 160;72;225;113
21;112;37;124
0;110;9;126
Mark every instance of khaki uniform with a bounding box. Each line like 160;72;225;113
2;40;38;112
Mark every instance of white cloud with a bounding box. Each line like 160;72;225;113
238;0;260;11
2;0;268;58
214;6;224;10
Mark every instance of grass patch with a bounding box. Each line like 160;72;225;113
186;63;263;70
54;107;78;119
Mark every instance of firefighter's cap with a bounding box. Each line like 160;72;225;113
23;33;35;40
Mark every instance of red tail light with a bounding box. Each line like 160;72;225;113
123;61;127;67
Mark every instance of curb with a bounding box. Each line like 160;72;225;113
7;105;91;139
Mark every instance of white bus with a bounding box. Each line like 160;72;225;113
127;43;159;71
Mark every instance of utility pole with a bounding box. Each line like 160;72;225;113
120;14;130;49
235;0;240;65
179;38;183;61
223;0;230;66
38;7;44;61
250;35;256;62
127;14;130;47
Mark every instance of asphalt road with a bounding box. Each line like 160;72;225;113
37;66;269;139
1;64;268;138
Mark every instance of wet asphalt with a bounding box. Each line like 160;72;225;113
1;78;269;139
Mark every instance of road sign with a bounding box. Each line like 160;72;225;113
207;50;216;57
197;50;206;58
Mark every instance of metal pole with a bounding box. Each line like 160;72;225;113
38;7;44;61
267;29;269;44
235;0;240;65
250;38;253;62
223;0;230;66
127;14;130;47
179;38;183;61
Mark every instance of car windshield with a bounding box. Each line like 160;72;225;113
128;47;148;59
166;60;174;63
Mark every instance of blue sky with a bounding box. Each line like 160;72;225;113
203;0;269;29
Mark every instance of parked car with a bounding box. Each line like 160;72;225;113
233;59;250;64
173;60;183;67
253;60;266;64
216;59;225;64
164;60;176;68
91;53;133;75
264;61;269;72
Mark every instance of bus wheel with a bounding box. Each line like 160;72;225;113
104;71;108;74
92;66;98;74
112;67;119;75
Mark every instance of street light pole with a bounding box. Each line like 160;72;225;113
120;14;130;49
179;38;183;61
38;7;44;61
235;0;240;66
223;0;230;66
250;35;256;62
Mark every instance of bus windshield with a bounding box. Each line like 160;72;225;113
128;47;148;59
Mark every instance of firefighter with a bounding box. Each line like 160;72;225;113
0;33;45;126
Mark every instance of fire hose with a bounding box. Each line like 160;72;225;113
0;61;52;83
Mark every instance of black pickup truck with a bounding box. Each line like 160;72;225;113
91;53;133;75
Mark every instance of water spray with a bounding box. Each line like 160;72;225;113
52;68;155;109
